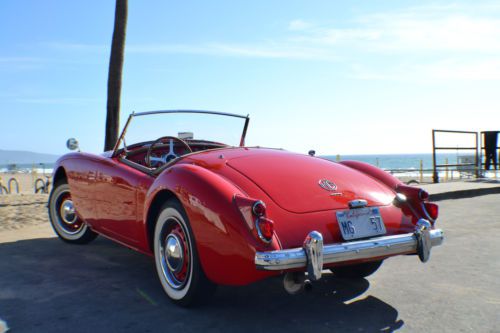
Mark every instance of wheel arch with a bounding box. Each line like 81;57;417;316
143;163;278;286
145;189;179;253
52;166;68;186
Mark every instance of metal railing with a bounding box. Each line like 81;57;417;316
432;130;479;183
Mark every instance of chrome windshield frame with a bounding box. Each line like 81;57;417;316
111;109;250;157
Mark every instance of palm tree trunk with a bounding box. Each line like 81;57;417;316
104;0;128;151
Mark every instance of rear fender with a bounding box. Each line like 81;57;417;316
340;160;431;224
339;160;402;190
396;183;436;224
144;164;279;285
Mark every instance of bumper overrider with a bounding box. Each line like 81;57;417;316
255;219;444;281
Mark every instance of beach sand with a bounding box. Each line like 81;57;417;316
0;172;51;195
0;172;53;241
0;193;49;234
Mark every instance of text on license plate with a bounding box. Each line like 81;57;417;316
336;207;386;240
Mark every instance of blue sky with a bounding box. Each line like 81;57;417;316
1;1;499;155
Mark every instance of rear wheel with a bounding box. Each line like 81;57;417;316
48;182;98;244
330;260;383;279
154;199;216;307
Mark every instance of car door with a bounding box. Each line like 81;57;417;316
92;156;151;245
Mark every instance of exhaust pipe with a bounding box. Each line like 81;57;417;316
303;280;313;292
283;272;312;294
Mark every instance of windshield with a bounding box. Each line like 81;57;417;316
115;110;249;154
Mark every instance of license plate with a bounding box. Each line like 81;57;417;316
336;207;386;240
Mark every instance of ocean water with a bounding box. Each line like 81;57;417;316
0;153;475;174
323;153;474;171
0;163;54;174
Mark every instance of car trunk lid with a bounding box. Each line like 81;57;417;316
227;152;395;213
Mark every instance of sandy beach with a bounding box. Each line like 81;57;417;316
0;193;49;233
0;172;51;240
0;172;51;194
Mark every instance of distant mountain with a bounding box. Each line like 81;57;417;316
0;149;60;166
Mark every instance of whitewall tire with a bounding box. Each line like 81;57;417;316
154;199;216;306
48;182;97;244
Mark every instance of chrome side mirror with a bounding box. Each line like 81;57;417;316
66;138;80;151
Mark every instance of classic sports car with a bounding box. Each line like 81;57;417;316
49;110;444;306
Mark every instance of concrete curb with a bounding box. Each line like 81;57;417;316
430;186;500;202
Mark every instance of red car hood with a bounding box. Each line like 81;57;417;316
226;150;395;213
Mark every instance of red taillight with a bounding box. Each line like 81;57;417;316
252;201;266;216
424;202;439;220
419;190;429;201
234;195;274;244
256;217;274;242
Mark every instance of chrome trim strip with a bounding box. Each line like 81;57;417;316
255;228;444;271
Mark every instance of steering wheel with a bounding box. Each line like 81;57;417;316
145;136;193;168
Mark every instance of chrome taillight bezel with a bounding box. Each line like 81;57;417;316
419;189;429;201
252;200;266;217
234;194;274;244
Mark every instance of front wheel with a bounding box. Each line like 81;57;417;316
330;260;383;279
154;199;216;307
48;182;98;244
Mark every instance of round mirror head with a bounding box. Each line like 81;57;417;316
66;138;79;151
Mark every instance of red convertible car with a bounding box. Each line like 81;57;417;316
49;110;444;306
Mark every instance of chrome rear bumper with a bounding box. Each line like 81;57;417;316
255;219;444;280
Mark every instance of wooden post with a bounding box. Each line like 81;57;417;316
31;163;36;189
419;159;423;183
475;132;479;178
445;158;449;182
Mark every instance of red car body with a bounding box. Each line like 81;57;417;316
49;110;443;305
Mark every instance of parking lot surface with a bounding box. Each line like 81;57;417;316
1;194;499;332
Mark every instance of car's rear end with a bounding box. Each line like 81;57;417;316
222;149;443;290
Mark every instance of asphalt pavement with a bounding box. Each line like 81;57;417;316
422;179;500;201
1;192;499;332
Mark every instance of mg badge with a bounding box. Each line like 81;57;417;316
318;179;337;191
